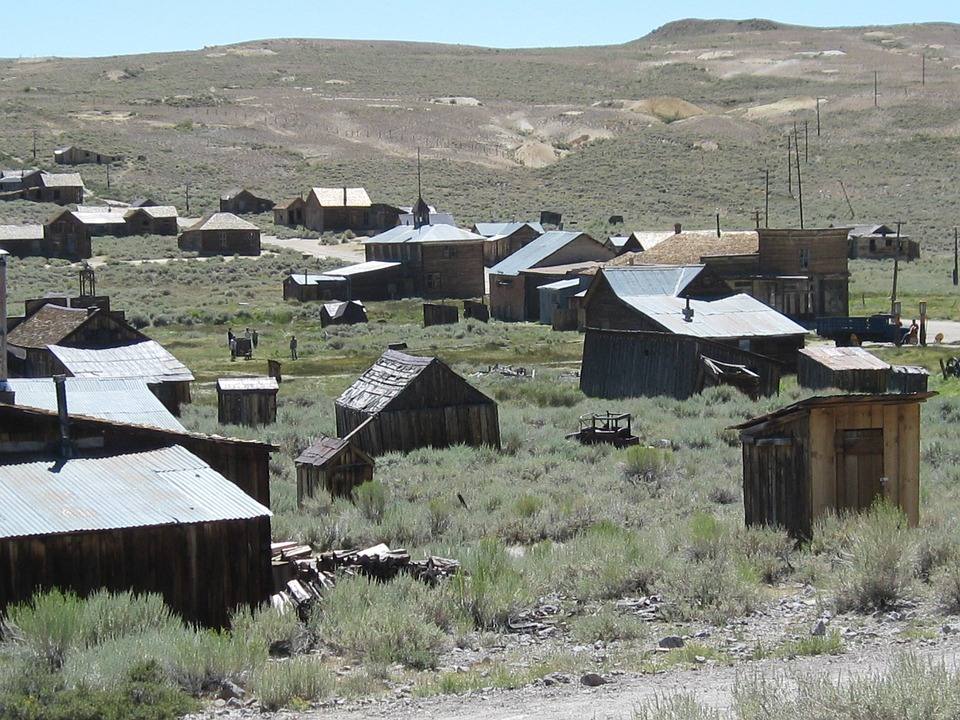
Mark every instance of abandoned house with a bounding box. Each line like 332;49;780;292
0;400;274;626
324;261;405;301
283;272;349;302
217;377;279;427
472;221;544;266
296;427;375;504
19;171;85;205
72;206;129;237
423;302;459;327
362;225;485;298
580;265;734;331
178;212;261;256
320;300;368;327
54;146;119;165
304;187;399;233
220;188;275;215
605;234;643;255
45;341;194;416
6;209;95;260
489;231;615;321
335;349;501;455
123;205;179;235
797;346;929;394
538;277;588;328
733;392;934;537
0;224;47;258
580;328;784;400
274;197;306;227
847;224;920;261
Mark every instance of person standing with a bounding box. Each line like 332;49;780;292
252;329;259;349
227;328;235;346
290;335;298;360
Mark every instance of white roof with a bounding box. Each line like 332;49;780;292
326;260;401;276
309;187;372;207
48;341;195;383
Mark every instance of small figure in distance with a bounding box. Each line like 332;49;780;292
290;335;298;360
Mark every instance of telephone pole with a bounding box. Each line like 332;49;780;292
804;120;809;163
874;70;879;108
787;134;793;197
764;167;770;228
953;227;958;286
794;128;804;229
816;97;822;136
32;130;37;161
185;181;191;213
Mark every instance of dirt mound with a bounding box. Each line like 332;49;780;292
741;96;817;121
670;114;767;143
642;18;781;41
624;97;705;123
515;141;558;168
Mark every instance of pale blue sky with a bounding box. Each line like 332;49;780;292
4;1;958;58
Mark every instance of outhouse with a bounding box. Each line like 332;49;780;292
217;377;279;426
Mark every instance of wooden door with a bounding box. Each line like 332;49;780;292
836;429;884;511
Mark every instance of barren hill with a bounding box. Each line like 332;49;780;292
2;19;960;245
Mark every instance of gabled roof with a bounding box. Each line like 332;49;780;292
129;198;157;208
613;293;807;339
126;205;178;220
295;435;350;466
40;172;84;188
322;300;365;319
0;445;270;540
326;260;401;276
799;346;890;371
611;230;759;267
185;212;259;232
71;211;127;226
628;231;675;252
286;272;347;286
217;377;279;392
9;377;184;431
490;231;597;276
473;221;544;238
309;187;372;207
336;349;493;415
8;304;93;349
733;392;936;432
848;224;896;238
363;224;483;245
0;224;44;241
598;266;711;298
275;197;305;210
48;341;194;383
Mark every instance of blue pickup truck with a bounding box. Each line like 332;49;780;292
815;314;910;346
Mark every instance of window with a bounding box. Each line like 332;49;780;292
799;247;810;269
442;246;458;259
426;272;442;291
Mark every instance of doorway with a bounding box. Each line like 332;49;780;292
836;429;885;511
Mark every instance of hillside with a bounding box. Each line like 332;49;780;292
2;19;960;246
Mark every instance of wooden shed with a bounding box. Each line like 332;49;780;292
274;197;305;227
178;213;261;256
320;300;367;327
220;188;274;215
423;303;458;327
580;328;783;400
733;392;934;538
296;428;375;504
283;272;349;302
335;349;500;455
797;346;891;393
217;377;279;426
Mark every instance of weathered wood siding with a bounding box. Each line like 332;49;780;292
420;242;485;298
489;274;527;321
297;447;374;504
742;415;811;537
218;389;277;427
0;517;271;627
179;229;260;256
796;355;889;393
423;303;458;327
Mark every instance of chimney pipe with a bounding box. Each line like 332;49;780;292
0;250;13;404
715;213;721;238
54;374;72;458
682;296;694;322
343;186;347;205
674;223;681;235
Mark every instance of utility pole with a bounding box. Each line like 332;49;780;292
874;70;879;108
753;209;761;230
764;167;770;228
922;52;926;86
804;120;809;163
787;134;793;197
953;227;958;286
106;164;110;190
816;97;822;136
185;181;191;213
839;179;855;220
891;220;902;317
32;129;37;161
794;128;804;229
715;212;721;238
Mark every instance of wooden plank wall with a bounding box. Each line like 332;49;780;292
218;390;277;427
742;416;810;537
297;448;374;504
797;355;889;393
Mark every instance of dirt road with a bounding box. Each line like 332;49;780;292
261;236;365;264
280;639;960;720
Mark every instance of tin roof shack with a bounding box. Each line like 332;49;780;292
0;224;46;257
321;300;367;327
304;187;399;233
20;171;85;205
538;277;589;327
274;197;305;227
32;209;92;260
363;225;485;299
283;272;349;302
472;222;544;266
848;224;920;261
296;431;375;504
797;347;891;393
123;206;179;236
54;146;119;165
47;341;194;416
220;188;275;215
7;303;148;378
179;213;261;256
217;377;279;427
581;329;783;400
733;392;934;538
581;266;734;331
326;261;404;301
489;231;615;321
335;349;500;456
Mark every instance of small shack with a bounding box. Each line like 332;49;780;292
217;377;279;427
463;300;489;322
538;277;588;326
220;188;274;215
283;272;349;302
797;346;891;393
178;213;261;256
321;300;367;327
296;426;375;504
734;392;934;537
423;303;458;327
274;197;305;227
335;349;500;455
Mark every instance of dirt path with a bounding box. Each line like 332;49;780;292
261;236;365;263
282;639;960;720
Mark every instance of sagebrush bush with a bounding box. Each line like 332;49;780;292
456;539;532;630
570;606;649;643
622;446;675;482
250;657;334;711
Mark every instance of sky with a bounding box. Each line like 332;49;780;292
4;0;959;58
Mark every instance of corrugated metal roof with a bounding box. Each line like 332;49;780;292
9;378;185;431
326;260;401;276
490;231;593;276
186;212;259;232
620;293;807;339
286;273;347;286
49;341;195;383
0;445;270;540
309;187;372;207
9;304;91;349
0;224;44;241
733;392;936;431
602;266;707;298
799;346;890;371
364;224;484;245
217;377;279;392
473;221;544;238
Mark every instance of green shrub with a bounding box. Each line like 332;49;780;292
622;446;674;482
570;606;649;643
635;694;723;720
456;539;532;630
659;555;758;625
776;630;844;658
353;480;388;522
5;589;84;668
250;657;334;711
935;556;960;612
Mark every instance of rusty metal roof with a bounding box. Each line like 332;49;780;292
0;445;270;540
49;341;194;383
8;304;92;349
217;377;279;392
799;346;890;371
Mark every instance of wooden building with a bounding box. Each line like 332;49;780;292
304;187;399;233
335;349;500;455
363;225;485;299
296;428;375;504
123;206;179;235
320;300;368;327
848;225;920;261
423;303;458;327
72;206;129;237
283;272;349;302
463;300;489;322
5;209;95;260
489;231;615;321
217;377;279;426
798;346;930;394
274;197;305;227
538;277;588;326
179;212;261;256
19;171;85;205
580;328;783;400
324;261;404;301
604;234;643;255
0;401;274;627
54;145;119;165
733;392;934;537
220;188;275;215
472;222;544;266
